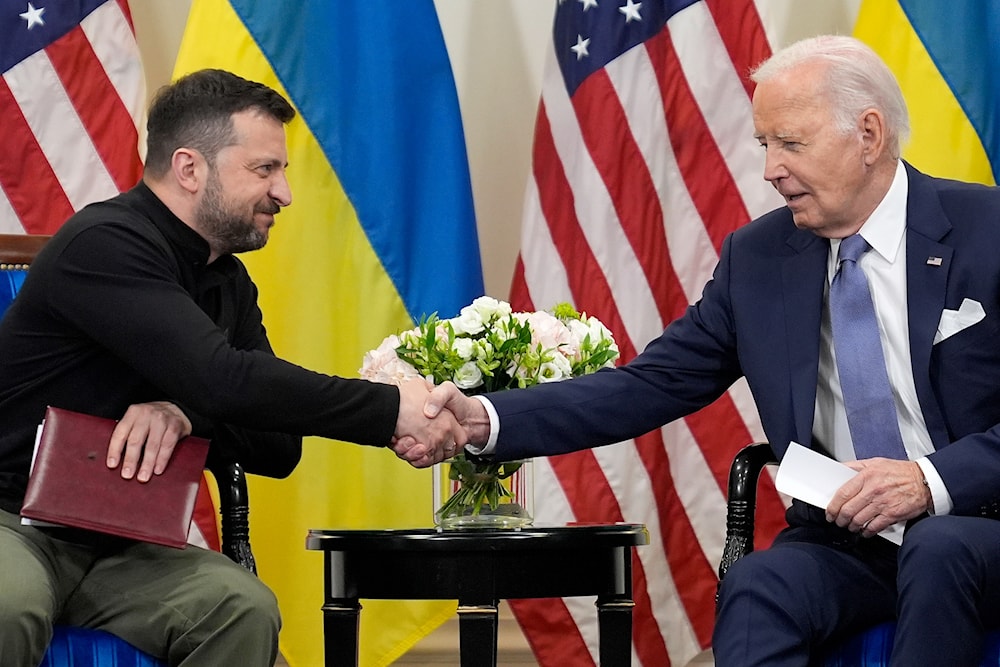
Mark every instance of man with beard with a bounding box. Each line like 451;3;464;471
0;69;465;666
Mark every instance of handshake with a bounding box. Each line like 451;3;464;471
390;380;489;468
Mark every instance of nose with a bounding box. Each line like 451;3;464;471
762;147;787;184
270;171;292;208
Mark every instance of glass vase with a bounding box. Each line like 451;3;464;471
432;455;533;529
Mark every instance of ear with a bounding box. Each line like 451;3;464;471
859;108;887;165
170;148;205;195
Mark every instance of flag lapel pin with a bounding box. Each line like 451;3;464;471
927;256;943;266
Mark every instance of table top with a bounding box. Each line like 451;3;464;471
306;523;648;553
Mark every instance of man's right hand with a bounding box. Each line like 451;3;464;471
423;381;490;444
390;381;490;465
392;379;469;468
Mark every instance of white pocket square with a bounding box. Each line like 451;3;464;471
934;298;986;344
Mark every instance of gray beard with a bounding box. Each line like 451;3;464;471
198;178;271;255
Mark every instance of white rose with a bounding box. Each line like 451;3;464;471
453;337;475;360
453;308;485;335
586;316;614;343
587;317;619;364
453;361;484;390
565;318;590;345
469;296;511;322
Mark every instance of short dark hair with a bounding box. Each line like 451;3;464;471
144;69;296;177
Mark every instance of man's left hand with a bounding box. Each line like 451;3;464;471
827;458;932;537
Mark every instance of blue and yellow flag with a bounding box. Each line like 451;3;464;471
173;2;484;665
854;0;999;185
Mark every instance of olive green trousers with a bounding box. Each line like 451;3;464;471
0;508;279;666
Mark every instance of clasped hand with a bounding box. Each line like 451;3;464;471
826;457;933;537
391;381;489;468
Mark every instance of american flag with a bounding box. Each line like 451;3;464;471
508;1;788;664
0;0;219;551
1;0;144;234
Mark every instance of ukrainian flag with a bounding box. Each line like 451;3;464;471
173;1;484;665
854;0;999;185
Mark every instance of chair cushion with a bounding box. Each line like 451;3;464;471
0;268;26;315
823;621;894;666
824;622;1000;666
41;626;166;667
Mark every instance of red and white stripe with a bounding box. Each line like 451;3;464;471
509;1;789;664
1;0;220;553
0;0;142;235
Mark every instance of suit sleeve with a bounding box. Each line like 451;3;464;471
487;234;745;461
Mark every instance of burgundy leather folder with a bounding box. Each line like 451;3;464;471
21;406;210;548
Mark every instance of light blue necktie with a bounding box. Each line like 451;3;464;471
829;234;908;460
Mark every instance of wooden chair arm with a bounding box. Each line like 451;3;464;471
718;442;778;582
207;461;257;575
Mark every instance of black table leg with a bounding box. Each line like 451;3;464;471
596;597;634;666
322;599;361;667
457;603;499;666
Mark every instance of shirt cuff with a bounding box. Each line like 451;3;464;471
466;395;499;456
916;457;952;516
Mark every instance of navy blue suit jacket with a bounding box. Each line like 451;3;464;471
488;163;1000;517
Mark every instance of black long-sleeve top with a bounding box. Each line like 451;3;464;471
0;182;397;513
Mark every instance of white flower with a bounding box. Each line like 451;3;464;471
453;337;475;360
397;327;423;348
453;308;486;335
453;361;484;390
468;295;511;322
360;299;618;393
362;299;619;522
473;339;494;358
565;317;590;341
538;354;573;382
586;317;619;363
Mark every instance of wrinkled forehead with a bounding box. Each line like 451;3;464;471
221;111;288;158
752;66;832;131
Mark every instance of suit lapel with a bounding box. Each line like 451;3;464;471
781;227;828;448
904;164;953;448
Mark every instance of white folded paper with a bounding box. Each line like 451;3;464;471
774;442;904;545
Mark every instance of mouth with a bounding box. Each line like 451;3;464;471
255;205;280;223
254;213;276;230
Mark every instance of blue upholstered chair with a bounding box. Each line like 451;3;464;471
719;442;1000;665
1;233;256;666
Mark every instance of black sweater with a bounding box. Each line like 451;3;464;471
0;183;397;512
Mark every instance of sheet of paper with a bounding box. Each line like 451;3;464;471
21;422;64;529
775;441;904;545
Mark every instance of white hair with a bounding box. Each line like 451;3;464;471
751;35;910;159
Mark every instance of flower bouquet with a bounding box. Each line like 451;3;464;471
360;296;619;527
